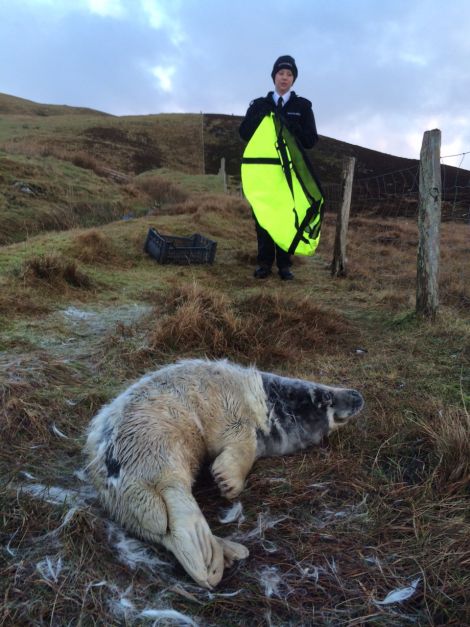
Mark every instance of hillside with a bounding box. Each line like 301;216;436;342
1;91;469;245
0;92;423;179
0;92;110;116
0;93;469;626
2;91;469;184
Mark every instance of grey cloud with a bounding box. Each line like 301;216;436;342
1;0;470;157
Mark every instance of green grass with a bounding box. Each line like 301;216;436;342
1;201;469;625
136;167;226;194
0;150;152;244
0;95;469;624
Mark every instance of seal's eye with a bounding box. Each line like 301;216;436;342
323;391;333;406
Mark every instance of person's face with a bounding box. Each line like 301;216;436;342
274;69;294;95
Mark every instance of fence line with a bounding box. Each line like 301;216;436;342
441;150;470;160
322;156;470;223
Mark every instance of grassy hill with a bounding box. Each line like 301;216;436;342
0;92;110;116
0;92;426;183
0;92;469;626
2;93;469;243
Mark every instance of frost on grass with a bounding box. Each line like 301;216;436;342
61;304;152;335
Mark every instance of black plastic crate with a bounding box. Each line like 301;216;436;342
144;228;217;265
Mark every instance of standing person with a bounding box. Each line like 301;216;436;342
239;55;320;280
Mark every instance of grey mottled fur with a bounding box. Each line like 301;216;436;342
256;372;364;457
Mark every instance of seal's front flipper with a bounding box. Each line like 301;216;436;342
211;441;256;499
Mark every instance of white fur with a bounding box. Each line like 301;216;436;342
84;359;363;589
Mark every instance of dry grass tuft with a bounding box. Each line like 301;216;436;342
144;283;355;367
239;291;352;349
148;193;249;218
69;228;118;264
134;174;188;204
18;253;93;290
0;288;51;316
148;197;200;216
71;151;108;177
0;352;80;442
147;282;246;360
416;403;470;490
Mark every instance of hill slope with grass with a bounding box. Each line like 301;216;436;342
2;92;470;246
0;91;431;183
0;92;110;116
0;92;469;626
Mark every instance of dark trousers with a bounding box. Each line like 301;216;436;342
254;214;291;270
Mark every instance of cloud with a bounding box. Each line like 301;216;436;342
150;64;176;93
140;0;185;44
0;0;469;160
87;0;125;18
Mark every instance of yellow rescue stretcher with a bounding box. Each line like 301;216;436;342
241;113;324;255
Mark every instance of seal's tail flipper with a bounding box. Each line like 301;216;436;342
161;486;224;589
215;536;249;567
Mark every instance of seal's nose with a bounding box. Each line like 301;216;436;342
351;390;364;413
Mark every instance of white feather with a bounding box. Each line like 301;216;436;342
375;578;420;605
36;556;64;583
218;501;245;524
139;608;198;625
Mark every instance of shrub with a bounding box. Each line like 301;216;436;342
18;254;92;290
145;283;355;367
71;151;107;177
134;175;188;204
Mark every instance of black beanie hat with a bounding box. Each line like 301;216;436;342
271;55;298;82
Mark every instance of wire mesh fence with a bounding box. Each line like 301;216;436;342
323;152;470;223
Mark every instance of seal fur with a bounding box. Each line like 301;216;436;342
84;359;364;588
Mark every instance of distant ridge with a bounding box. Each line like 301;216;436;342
1;92;468;190
0;92;111;117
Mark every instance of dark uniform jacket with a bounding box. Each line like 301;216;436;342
239;91;318;149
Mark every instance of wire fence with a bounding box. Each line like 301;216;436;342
323;151;470;223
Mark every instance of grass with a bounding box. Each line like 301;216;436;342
0;97;469;624
0;109;204;175
0;150;149;245
0;190;469;625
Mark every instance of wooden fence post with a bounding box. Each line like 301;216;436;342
218;157;227;193
416;129;441;319
331;156;356;277
200;112;205;175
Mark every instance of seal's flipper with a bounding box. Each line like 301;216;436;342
215;536;249;568
161;486;224;589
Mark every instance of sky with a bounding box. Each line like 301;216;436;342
1;0;469;168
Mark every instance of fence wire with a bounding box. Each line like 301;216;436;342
323;152;470;223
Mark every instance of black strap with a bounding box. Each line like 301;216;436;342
242;157;281;165
287;204;322;255
273;117;294;195
276;123;324;254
